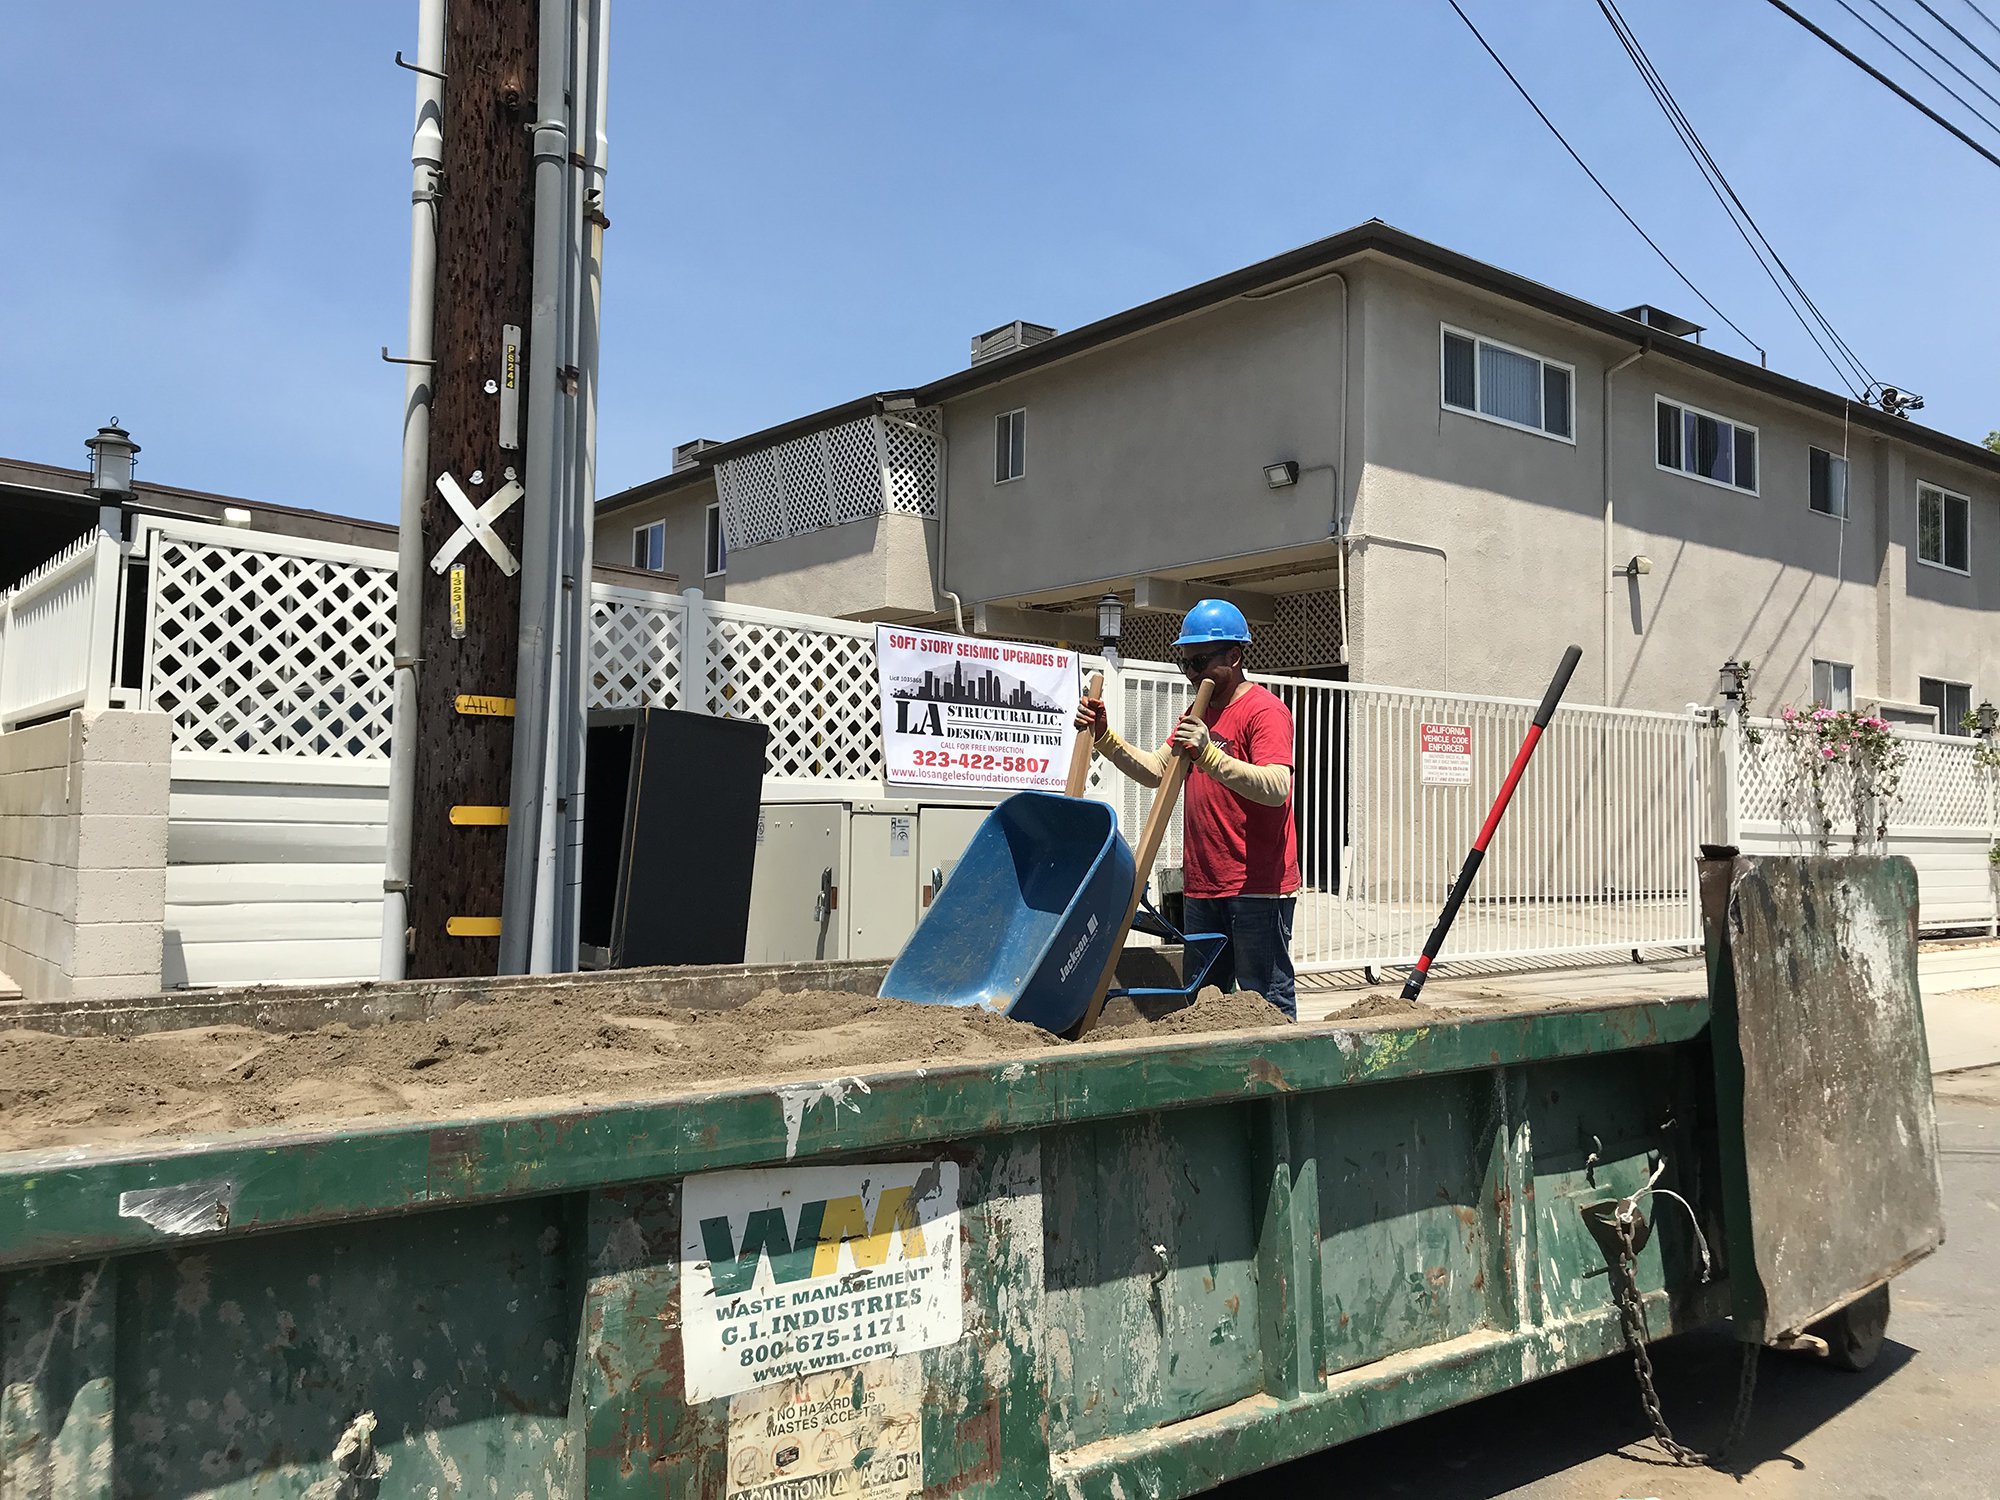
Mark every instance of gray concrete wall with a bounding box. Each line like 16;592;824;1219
1347;261;2000;716
592;475;719;599
941;277;1351;605
0;710;169;1000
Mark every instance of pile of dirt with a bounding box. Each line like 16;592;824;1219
0;981;1298;1155
1089;987;1291;1040
1325;991;1432;1022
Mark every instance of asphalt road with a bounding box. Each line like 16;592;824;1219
1214;1066;2000;1500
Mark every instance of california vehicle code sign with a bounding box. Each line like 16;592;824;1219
875;625;1080;792
681;1162;964;1402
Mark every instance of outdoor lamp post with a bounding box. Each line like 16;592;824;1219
85;421;139;498
1977;700;1997;737
1718;658;1753;714
1097;593;1124;670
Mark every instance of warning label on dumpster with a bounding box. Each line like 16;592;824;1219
727;1356;923;1500
682;1162;963;1401
1420;722;1472;786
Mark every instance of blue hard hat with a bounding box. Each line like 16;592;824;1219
1174;599;1252;647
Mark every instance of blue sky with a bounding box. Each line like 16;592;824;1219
3;1;1995;522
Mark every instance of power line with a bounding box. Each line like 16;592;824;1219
1761;0;2000;170
1599;0;1875;395
1832;0;2000;133
1964;0;2000;48
1442;0;1765;358
1909;0;2000;84
1862;0;2000;121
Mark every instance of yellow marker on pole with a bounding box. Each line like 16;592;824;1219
446;916;502;938
449;805;509;826
455;694;517;717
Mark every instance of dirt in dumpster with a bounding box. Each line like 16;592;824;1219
1090;987;1291;1039
0;981;1294;1154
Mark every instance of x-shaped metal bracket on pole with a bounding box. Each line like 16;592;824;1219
430;473;523;576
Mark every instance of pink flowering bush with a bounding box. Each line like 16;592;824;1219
1774;705;1905;853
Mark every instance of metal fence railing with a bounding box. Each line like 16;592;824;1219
0;530;121;731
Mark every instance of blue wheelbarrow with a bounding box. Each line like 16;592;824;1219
877;790;1224;1035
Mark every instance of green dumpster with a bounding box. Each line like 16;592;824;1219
0;855;1943;1497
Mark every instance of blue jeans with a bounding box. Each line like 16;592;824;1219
1181;896;1297;1021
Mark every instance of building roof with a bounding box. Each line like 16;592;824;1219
597;219;2000;516
0;457;397;537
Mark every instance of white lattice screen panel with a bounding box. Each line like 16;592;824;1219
589;588;686;710
698;608;883;783
145;534;397;758
715;409;942;553
1896;735;1995;827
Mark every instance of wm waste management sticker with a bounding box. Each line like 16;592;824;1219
683;1161;963;1402
727;1356;923;1500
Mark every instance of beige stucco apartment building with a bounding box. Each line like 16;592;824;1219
596;222;1997;727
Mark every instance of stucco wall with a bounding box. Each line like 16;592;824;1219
724;512;939;621
1348;261;1999;716
0;710;169;1000
942;277;1352;605
592;476;718;598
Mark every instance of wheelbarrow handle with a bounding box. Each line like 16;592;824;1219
1072;678;1216;1037
1065;671;1105;798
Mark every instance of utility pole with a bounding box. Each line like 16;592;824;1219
402;0;541;979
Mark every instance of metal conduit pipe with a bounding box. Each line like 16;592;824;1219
1339;532;1450;689
379;0;448;982
1602;344;1646;705
499;0;578;974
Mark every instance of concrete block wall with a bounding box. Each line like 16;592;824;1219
0;710;170;999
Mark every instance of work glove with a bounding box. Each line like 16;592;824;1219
1169;713;1212;760
1074;696;1109;736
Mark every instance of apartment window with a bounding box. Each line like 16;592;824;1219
704;502;727;578
1808;446;1848;518
1440;327;1574;441
1811;659;1854;710
994;408;1026;483
1917;482;1970;573
1656;397;1758;493
1920;676;1973;735
632;520;666;572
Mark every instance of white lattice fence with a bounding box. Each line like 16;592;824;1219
589;585;686;710
693;600;884;785
138;520;398;759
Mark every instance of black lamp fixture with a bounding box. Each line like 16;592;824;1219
1263;460;1300;489
1977;700;1997;736
1718;658;1753;703
85;420;139;498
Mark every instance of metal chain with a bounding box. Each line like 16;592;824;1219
1610;1214;1760;1470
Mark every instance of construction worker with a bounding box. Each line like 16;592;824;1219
1075;599;1300;1019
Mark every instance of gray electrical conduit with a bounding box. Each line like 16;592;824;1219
379;0;447;982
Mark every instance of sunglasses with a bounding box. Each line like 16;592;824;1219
1175;646;1232;673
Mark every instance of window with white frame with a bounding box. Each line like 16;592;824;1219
1656;397;1757;492
994;409;1026;483
704;501;727;578
1808;446;1848;518
1917;482;1970;573
632;520;666;572
1811;659;1853;710
1920;675;1973;735
1440;327;1574;440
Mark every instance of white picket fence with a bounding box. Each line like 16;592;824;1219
11;514;1996;986
0;531;122;730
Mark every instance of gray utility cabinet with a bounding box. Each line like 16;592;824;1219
743;801;993;965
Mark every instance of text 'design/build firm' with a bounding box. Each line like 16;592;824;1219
681;1161;964;1401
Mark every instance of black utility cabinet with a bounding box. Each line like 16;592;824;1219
580;708;769;968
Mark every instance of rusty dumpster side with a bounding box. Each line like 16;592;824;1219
0;990;1726;1500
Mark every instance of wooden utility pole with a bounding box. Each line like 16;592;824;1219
406;0;540;978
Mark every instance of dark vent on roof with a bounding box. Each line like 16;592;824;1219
673;439;719;472
1619;304;1704;341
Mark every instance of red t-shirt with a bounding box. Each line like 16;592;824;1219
1182;683;1300;898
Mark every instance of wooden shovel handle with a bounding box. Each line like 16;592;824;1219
1071;678;1215;1037
1064;671;1105;797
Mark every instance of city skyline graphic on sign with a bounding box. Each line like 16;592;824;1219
891;657;1063;714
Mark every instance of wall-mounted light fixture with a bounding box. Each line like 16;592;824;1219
1718;658;1753;703
1612;554;1653;577
1263;460;1300;489
1096;592;1125;669
222;507;254;527
1977;700;1997;736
